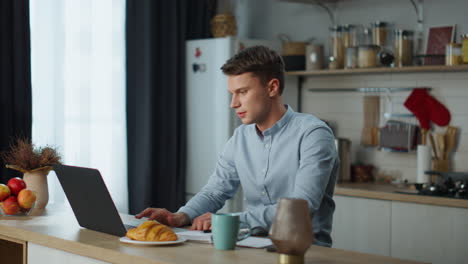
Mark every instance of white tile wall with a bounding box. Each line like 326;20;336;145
300;71;468;183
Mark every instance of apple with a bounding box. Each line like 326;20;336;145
7;177;26;196
17;189;36;209
1;196;20;215
0;184;11;201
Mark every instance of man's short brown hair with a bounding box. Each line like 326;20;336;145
221;46;285;95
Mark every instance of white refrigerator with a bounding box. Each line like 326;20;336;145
185;37;280;213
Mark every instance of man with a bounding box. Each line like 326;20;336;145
136;46;339;247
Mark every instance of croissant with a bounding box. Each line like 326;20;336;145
126;221;178;241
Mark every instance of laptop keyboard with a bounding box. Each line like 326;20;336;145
124;224;136;230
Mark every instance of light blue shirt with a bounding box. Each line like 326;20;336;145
178;106;339;247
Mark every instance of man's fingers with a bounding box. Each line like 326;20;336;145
202;220;211;230
135;208;152;219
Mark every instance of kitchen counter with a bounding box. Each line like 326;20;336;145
0;206;426;264
336;183;468;209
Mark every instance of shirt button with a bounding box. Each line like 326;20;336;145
262;168;266;173
265;144;270;148
262;191;266;195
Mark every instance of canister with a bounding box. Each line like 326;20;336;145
372;21;388;47
394;29;413;67
305;44;324;70
445;43;462;66
358;45;379;68
342;24;358;48
345;47;358;69
462;34;468;64
330;25;344;69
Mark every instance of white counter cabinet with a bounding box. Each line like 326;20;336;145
28;243;110;264
332;195;468;264
332;195;391;256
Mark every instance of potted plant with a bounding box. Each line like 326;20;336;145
1;138;62;209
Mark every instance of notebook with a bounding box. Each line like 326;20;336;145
53;164;139;236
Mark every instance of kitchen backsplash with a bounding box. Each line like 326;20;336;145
299;71;468;183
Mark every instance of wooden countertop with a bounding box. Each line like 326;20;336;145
336;183;468;209
0;206;426;264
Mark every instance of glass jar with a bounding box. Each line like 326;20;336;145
345;47;358;69
445;43;462;66
372;21;388;47
358;45;379;68
330;25;344;69
361;27;373;45
342;24;358;48
462;34;468;64
394;29;413;67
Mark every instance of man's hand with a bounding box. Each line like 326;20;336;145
190;212;212;231
135;208;190;227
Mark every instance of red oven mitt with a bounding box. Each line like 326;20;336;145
404;88;451;128
426;94;451;126
404;88;431;129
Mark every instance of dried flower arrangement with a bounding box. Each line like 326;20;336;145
1;138;62;173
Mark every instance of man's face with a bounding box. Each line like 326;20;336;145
228;72;273;126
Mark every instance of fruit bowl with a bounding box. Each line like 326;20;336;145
0;200;36;217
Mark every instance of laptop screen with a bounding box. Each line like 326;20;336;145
53;164;127;236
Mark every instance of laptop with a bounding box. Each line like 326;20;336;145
53;164;138;237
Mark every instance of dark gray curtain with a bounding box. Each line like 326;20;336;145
126;0;216;214
0;0;32;183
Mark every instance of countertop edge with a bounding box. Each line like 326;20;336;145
335;185;468;209
0;224;161;264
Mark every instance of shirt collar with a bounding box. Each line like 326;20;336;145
255;105;294;137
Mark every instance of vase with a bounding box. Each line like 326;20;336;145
23;169;50;209
269;198;313;264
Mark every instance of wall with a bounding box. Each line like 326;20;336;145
236;0;468;53
231;0;468;182
301;72;468;182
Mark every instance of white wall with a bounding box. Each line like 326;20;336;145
236;0;467;50
301;72;468;183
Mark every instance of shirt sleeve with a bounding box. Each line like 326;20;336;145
238;126;338;228
177;132;240;222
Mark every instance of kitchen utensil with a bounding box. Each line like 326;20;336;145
436;133;446;160
445;126;459;159
379;120;418;151
361;96;374;146
429;132;439;159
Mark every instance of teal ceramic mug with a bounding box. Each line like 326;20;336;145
211;213;250;250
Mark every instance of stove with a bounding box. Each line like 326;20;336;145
416;171;468;200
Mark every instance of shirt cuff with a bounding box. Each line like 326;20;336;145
238;212;250;228
177;206;198;223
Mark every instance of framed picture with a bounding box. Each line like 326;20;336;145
424;25;456;65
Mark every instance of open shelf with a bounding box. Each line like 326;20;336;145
286;64;468;76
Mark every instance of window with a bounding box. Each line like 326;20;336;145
30;0;128;212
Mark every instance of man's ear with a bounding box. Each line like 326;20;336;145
267;78;280;97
